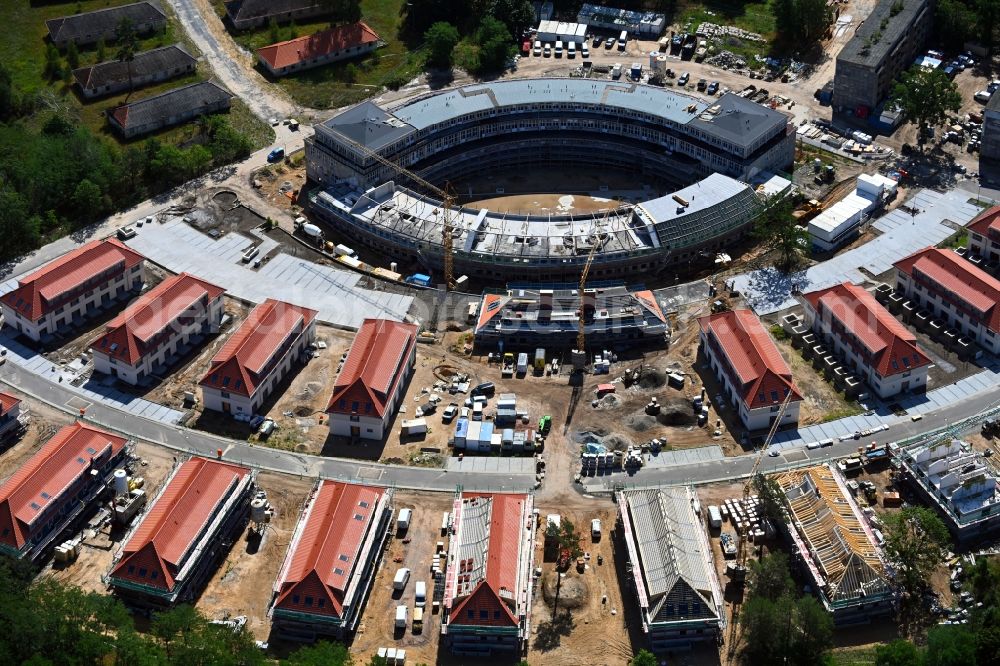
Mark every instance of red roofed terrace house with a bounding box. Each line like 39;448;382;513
697;309;803;432
269;481;394;640
0;239;146;345
801;282;931;398
0;422;130;562
967;204;1000;263
90;272;225;385
442;492;536;656
326;318;418;441
0;392;23;441
200;299;318;417
894;247;1000;356
108;456;255;607
257;22;382;77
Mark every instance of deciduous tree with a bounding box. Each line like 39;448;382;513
425;21;460;69
890;66;962;146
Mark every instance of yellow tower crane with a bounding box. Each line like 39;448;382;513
343;137;456;289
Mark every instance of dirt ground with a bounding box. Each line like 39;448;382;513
197;472;314;640
0;397;76;481
349;491;455;665
40;441;182;594
526;503;642;666
468;192;624;216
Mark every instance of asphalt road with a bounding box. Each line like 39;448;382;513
0;359;534;493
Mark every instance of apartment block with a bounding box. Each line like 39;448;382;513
200;299;317;417
966;204;1000;261
0;422;129;562
109;457;255;607
893;247;1000;354
802;282;930;398
0;239;145;344
832;0;933;116
697;309;802;431
90;273;225;385
326;319;417;441
270;481;393;640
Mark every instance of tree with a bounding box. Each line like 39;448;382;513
44;43;63;81
71;178;104;219
753;195;809;271
269;17;280;44
773;0;833;49
475;16;513;72
546;516;582;559
629;649;657;666
924;625;977;666
876;640;923;666
890;66;962;146
475;0;535;38
748;551;793;602
115;18;140;101
0;63;15;121
403;0;471;36
425;21;460;69
325;0;362;24
752;474;786;528
65;41;80;70
936;0;976;50
285;641;351;665
882;507;950;604
97;37;107;62
976;0;1000;48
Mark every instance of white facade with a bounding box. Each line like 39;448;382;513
894;268;1000;354
802;304;927;399
327;338;416;441
536;20;588;43
0;400;21;438
2;263;145;343
698;327;801;431
201;319;316;416
92;297;224;385
808;174;896;252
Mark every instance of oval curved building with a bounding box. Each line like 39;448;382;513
305;78;795;282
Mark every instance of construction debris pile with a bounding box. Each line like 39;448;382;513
696;22;765;43
705;50;748;70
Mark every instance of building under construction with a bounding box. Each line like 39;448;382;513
617;487;724;652
776;465;894;625
473;282;668;349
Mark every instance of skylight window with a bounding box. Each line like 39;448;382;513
334;568;345;576
86;447;97;455
29;502;40;511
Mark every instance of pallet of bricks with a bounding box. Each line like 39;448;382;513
724;495;766;541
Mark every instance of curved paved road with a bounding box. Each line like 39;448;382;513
0;361;533;493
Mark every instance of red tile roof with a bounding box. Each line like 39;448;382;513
0;393;20;415
698;309;802;409
967;205;1000;238
803;282;931;378
894;247;1000;332
199;299;317;399
91;272;225;365
111;457;250;592
274;481;386;617
257;22;381;70
449;492;527;628
476;293;508;331
0;239;144;322
326;319;418;419
0;422;127;551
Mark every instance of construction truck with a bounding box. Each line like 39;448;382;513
501;353;515;378
792;199;823;224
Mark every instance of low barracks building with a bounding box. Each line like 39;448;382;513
90;272;225;385
256;23;381;77
0;239;145;344
200;299;318;417
697;309;802;431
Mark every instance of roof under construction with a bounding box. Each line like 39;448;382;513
777;465;891;609
617;487;722;627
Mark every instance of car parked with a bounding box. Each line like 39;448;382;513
678;72;690;86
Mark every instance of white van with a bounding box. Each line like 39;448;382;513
567;41;576;58
393;567;411;591
618;30;627;51
397;508;412;531
395;604;408;629
591;518;601;539
415;580;427;607
554;40;563;57
533;40;541;56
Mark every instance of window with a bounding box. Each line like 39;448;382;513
467;610;475;619
138;568;147;577
305;596;313;607
292;594;300;604
480;610;489;619
150;571;158;580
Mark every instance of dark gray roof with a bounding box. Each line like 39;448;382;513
111;80;232;130
74;44;196;92
987;91;1000;113
687;93;789;149
46;2;165;43
225;0;326;21
318;101;416;151
837;0;927;67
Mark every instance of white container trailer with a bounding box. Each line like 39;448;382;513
401;418;427;436
516;352;529;375
708;505;722;529
395;605;408;629
397;508;413;531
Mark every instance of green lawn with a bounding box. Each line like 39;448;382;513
829;646;878;666
213;0;425;109
2;0;271;149
675;0;776;62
